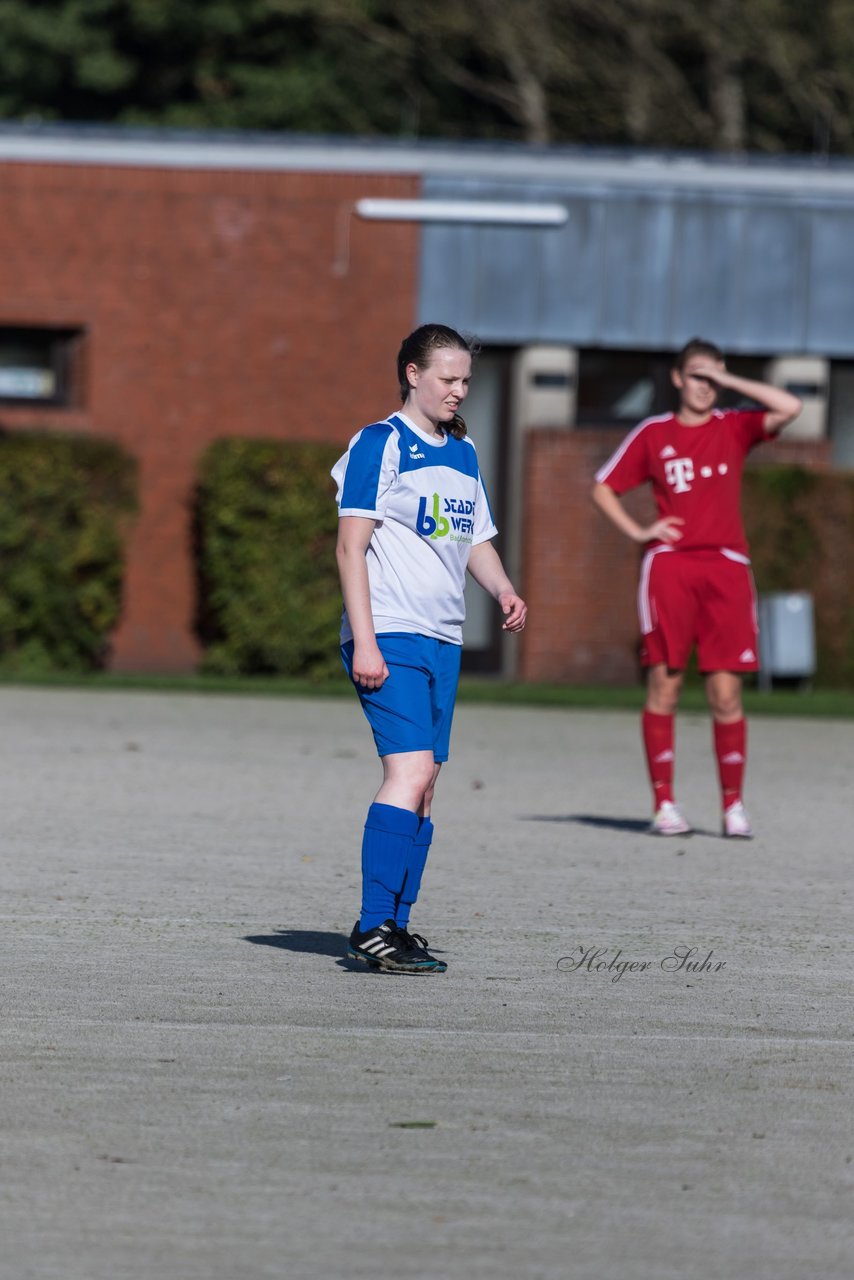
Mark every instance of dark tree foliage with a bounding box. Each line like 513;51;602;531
0;0;852;154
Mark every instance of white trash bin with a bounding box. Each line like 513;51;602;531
757;592;816;691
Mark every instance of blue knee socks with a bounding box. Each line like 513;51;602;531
359;803;419;931
396;817;434;930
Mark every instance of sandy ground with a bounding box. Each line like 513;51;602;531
0;686;852;1280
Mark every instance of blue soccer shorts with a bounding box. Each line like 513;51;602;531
341;632;462;762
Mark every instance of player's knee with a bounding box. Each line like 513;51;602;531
408;759;438;804
653;691;680;715
708;688;742;720
712;698;742;721
646;670;682;715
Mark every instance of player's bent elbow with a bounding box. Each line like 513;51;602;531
787;397;805;425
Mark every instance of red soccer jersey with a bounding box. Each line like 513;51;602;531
595;409;768;556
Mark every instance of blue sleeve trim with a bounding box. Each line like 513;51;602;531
339;422;395;511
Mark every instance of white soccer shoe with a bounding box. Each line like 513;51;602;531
722;800;753;839
649;800;692;837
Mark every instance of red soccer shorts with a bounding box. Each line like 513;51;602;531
638;547;759;673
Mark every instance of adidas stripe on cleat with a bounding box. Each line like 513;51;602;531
347;920;447;974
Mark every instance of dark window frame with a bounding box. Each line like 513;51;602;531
0;326;85;408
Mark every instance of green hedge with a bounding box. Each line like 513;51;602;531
194;439;342;677
744;465;854;687
0;432;137;672
192;448;854;687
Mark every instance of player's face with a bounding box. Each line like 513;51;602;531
405;348;472;430
672;355;723;418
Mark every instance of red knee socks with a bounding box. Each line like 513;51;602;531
642;710;675;809
714;718;746;810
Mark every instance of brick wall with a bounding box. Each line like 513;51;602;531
0;153;838;679
519;428;832;685
518;429;650;683
0;160;420;671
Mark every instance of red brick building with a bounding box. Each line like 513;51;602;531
0;134;420;671
0;127;848;680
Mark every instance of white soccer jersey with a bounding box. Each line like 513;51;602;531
332;412;498;644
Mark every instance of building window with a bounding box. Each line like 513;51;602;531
0;327;84;406
577;348;766;427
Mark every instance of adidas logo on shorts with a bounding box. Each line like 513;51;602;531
739;649;756;662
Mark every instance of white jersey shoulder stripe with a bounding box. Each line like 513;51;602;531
595;414;674;484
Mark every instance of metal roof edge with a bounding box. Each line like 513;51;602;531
3;122;854;197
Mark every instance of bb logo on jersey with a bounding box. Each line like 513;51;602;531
416;493;475;541
664;457;694;493
416;493;450;538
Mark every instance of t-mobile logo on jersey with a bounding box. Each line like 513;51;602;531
664;457;694;493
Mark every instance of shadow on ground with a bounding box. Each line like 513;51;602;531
243;929;374;971
521;813;721;838
244;930;374;972
244;929;347;956
521;814;651;832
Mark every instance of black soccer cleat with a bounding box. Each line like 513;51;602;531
347;919;447;974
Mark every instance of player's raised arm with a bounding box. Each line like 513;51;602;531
687;360;803;435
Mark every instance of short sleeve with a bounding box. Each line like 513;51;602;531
332;422;399;518
595;422;652;494
731;409;769;452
